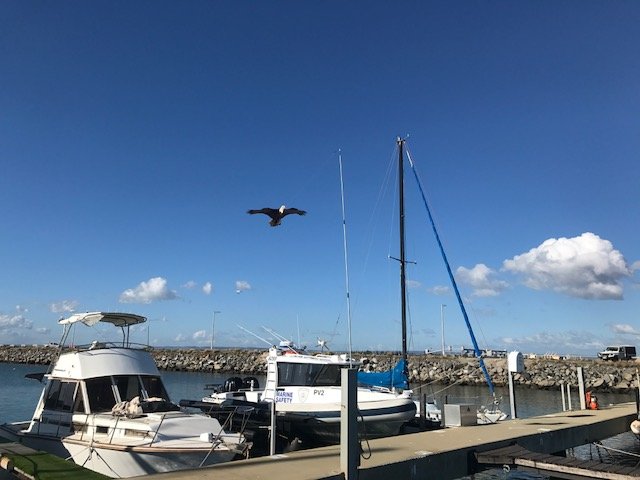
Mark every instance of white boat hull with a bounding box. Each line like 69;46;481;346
275;396;416;446
0;423;242;478
62;440;238;478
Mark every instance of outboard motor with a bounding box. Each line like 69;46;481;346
243;376;260;390
223;377;243;392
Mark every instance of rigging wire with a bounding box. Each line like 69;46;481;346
352;144;401;350
359;145;397;282
405;144;496;398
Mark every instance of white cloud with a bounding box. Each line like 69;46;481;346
611;324;640;336
202;282;213;295
0;312;32;331
456;264;508;297
631;261;640;272
499;330;603;354
36;327;51;334
50;300;79;314
182;281;197;289
119;277;178;304
193;330;207;340
174;333;187;342
406;279;422;289
235;280;251;293
503;232;630;300
428;285;450;296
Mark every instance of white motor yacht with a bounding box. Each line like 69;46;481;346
0;312;248;478
196;341;416;447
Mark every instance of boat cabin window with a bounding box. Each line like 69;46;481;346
141;375;169;400
114;375;143;402
43;380;78;412
85;377;117;413
85;375;171;412
278;363;342;387
113;375;170;402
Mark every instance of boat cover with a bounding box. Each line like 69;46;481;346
357;359;408;389
58;312;146;327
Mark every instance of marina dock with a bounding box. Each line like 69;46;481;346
138;402;638;480
0;437;108;480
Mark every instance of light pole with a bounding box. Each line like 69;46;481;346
440;304;446;356
211;310;221;350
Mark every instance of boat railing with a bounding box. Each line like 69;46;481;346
145;412;168;446
60;341;151;353
69;412;162;446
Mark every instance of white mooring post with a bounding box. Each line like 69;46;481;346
561;382;567;411
269;399;276;455
566;383;572;410
508;351;524;419
577;366;586;410
341;368;359;480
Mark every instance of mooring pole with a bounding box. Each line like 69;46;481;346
269;400;276;455
507;351;523;419
341;368;359;480
577;366;586;410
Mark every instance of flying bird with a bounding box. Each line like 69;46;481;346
247;205;307;227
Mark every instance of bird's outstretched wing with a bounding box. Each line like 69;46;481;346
247;208;277;217
282;208;306;217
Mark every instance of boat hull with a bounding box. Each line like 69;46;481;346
277;397;416;446
0;423;242;478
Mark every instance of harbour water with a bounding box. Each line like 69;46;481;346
1;362;639;479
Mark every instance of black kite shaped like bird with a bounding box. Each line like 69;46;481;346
247;205;307;227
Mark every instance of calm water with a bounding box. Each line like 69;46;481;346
1;362;639;479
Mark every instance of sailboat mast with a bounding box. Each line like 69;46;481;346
397;137;408;372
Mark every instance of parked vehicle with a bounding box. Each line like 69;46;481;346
598;345;636;361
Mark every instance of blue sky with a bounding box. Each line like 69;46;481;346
1;1;639;356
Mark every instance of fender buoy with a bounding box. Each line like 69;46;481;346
631;419;640;436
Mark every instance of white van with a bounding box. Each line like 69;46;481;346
597;345;636;361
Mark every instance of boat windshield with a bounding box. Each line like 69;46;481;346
278;362;342;387
85;375;170;413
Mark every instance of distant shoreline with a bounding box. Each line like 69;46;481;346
1;345;637;393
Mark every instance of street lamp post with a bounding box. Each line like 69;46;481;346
440;304;446;356
211;310;221;350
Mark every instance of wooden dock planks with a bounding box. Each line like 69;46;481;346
476;444;640;479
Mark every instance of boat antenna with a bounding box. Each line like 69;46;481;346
261;326;290;343
237;325;273;346
406;147;495;397
338;149;354;366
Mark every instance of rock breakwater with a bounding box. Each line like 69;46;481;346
2;345;638;393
